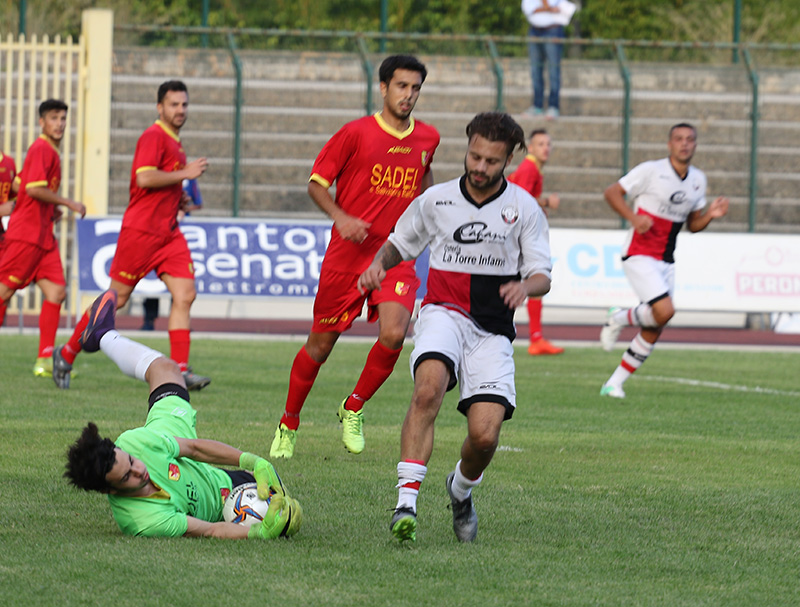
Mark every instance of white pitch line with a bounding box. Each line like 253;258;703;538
639;375;800;398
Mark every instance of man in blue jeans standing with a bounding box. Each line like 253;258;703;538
522;0;570;119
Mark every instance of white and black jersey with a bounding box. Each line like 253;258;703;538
389;175;552;340
619;158;707;263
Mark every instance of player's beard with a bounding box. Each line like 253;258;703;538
464;159;505;192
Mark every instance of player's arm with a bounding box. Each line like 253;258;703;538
175;437;242;466
357;240;404;293
184;516;252;539
176;438;287;500
0;201;13;217
686;196;729;233
604;181;651;234
26;185;86;218
308;178;370;243
420;168;434;194
499;273;551;310
136;157;208;189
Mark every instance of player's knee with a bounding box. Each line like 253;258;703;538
468;430;499;455
379;328;406;350
653;304;675;326
171;286;197;308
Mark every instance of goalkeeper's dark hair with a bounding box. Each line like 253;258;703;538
38;99;68;118
64;422;117;493
379;55;427;85
466;112;527;157
157;80;188;104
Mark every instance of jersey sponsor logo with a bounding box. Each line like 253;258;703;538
669;191;688;204
168;463;181;481
387;146;412;155
453;221;508;244
479;382;499;391
49;176;60;191
394;281;410;296
501;206;519;225
220;487;231;502
369;164;420;198
435;199;453;206
441;243;507;268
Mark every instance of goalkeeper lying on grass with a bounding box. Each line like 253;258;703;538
64;290;302;539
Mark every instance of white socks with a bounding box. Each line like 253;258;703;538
450;459;483;501
99;330;163;381
396;461;427;512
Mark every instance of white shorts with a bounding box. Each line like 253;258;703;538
409;305;516;419
622;255;675;304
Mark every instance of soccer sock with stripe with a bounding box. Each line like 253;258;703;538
396;460;427;512
527;297;543;341
37;300;61;358
280;346;322;430
612;303;656;328
169;329;191;372
62;311;89;364
608;331;654;387
450;459;483;501
345;340;402;412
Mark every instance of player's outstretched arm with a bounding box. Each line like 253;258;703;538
185;516;252;539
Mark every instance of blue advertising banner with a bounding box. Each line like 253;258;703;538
77;217;431;298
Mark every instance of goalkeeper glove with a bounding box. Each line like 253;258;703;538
246;495;303;539
239;452;287;500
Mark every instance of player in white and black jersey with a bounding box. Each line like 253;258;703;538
358;112;552;543
599;123;729;399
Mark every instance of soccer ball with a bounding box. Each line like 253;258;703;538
223;483;271;527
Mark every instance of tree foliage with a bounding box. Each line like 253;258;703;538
2;0;799;48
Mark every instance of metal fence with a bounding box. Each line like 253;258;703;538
0;32;86;320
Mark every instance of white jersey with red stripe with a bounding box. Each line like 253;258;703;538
619;158;707;263
388;175;552;340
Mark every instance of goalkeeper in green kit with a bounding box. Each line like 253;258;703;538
64;290;302;539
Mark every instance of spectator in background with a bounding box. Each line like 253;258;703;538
508;128;563;355
521;0;575;119
141;178;202;331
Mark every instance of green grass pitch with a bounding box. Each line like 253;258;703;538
1;333;798;606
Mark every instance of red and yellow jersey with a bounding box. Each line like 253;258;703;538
507;154;543;200
0;152;16;204
123;120;186;236
5;136;61;249
0;152;17;239
310;113;440;272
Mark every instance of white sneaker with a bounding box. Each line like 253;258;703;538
600;382;626;398
599;307;624;352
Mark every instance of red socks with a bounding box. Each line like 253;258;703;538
62;311;90;364
527;297;543;342
169;329;191;372
345;340;402;412
280;346;323;430
38;300;61;358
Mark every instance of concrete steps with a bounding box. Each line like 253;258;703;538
107;49;800;233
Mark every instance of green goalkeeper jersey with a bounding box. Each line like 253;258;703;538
107;395;233;537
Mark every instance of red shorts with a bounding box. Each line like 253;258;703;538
0;239;65;290
109;227;195;287
312;260;420;334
